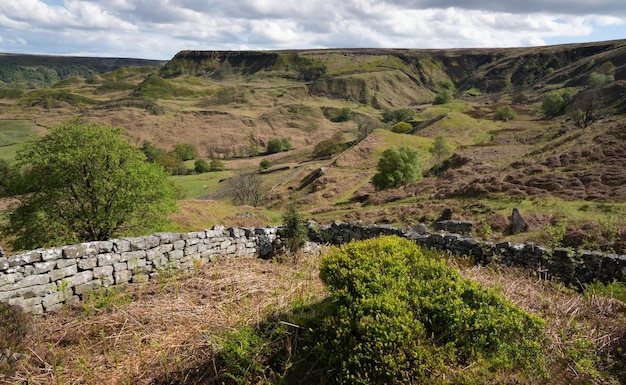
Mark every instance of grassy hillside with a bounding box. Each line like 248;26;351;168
0;40;625;253
2;41;626;385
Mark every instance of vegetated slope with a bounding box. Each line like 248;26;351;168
0;53;166;89
1;40;626;248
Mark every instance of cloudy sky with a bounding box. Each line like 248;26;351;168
0;0;624;60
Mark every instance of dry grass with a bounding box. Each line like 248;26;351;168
5;252;327;385
455;260;626;384
3;247;626;384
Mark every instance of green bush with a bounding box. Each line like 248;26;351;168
194;159;211;173
371;146;422;190
433;90;453;105
310;236;546;384
493;105;517;121
391;121;413;133
541;92;566;117
209;158;225;172
259;159;272;170
0;302;32;375
279;202;308;254
266;139;283;154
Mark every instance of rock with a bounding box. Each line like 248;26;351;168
438;208;453;221
435;220;473;236
509;208;528;234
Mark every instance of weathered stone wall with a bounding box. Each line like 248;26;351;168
308;221;626;288
2;221;625;314
0;226;277;314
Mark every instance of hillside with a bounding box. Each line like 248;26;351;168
0;40;626;251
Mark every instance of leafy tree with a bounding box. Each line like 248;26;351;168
259;159;272;170
588;72;614;88
194;159;211;173
433;90;452;105
312;132;345;159
1;118;177;250
280;137;293;151
155;152;187;175
493;105;517;121
172;143;197;161
332;107;352;122
209;158;225;171
266;139;283;154
541;92;566;117
371;146;422;190
430;136;452;167
381;108;412;123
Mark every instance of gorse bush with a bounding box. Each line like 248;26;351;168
312;236;546;384
216;236;546;384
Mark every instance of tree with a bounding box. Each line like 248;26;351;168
280;137;293;151
433;90;452;105
493;105;517;122
226;171;265;207
541;92;566;117
172;143;197;161
2;117;177;250
279;202;308;254
194;159;211;173
209;158;225;171
259;159;272;170
430;136;452;167
312;132;345;159
266;139;283;154
140;140;166;163
371;146;422;190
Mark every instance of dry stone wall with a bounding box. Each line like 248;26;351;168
2;221;625;314
0;226;277;314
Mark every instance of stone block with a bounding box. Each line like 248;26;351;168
98;253;121;267
34;261;57;274
41;248;62;261
75;280;102;295
115;270;132;284
49;264;78;282
93;265;114;278
131;274;149;284
56;258;77;269
66;271;93;287
113;239;131;253
62;245;88;259
15;274;50;289
78;257;98;270
113;262;127;272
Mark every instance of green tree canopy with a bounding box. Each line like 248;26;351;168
541;92;566;117
172;142;197;161
2;117;177;250
371;146;422;190
194;159;211;173
266;138;283;154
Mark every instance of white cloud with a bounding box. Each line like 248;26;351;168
0;0;624;59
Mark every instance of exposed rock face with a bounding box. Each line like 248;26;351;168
509;208;528;234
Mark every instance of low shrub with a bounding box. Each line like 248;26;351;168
0;302;33;375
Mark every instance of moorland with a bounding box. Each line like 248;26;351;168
1;40;626;384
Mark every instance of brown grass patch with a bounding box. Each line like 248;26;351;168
6;253;327;385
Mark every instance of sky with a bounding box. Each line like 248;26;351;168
0;0;624;60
